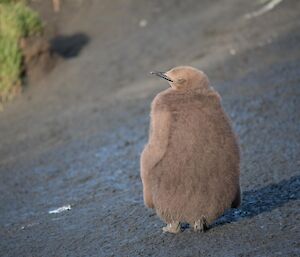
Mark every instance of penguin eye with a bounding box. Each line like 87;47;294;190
177;78;186;84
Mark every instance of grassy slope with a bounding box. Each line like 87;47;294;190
0;0;42;102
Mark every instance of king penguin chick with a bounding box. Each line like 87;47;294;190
140;66;241;233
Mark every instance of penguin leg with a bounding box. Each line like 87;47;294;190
193;216;208;232
162;222;181;234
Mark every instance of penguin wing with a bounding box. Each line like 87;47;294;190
142;109;171;171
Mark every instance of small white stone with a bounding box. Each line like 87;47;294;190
229;49;236;55
49;205;71;214
139;19;148;28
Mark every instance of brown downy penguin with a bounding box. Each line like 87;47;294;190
140;66;241;233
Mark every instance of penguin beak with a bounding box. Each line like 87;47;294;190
150;71;173;82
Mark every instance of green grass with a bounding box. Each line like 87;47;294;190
0;0;43;102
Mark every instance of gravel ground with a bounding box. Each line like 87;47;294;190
0;0;299;256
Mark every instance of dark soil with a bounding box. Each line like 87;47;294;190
1;0;299;256
21;36;57;83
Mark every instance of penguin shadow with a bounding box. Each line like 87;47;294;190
50;32;90;58
212;175;300;228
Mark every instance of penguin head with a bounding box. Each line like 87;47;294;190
151;66;209;92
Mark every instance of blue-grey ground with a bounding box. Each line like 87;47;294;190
0;0;299;256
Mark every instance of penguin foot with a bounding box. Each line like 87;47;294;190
162;222;181;234
193;216;208;232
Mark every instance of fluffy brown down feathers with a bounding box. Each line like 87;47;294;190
140;66;240;233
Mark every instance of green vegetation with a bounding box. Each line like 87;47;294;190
0;0;43;102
